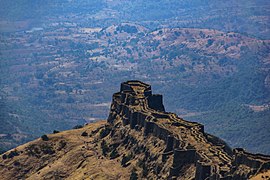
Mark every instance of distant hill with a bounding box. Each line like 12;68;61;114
0;0;269;39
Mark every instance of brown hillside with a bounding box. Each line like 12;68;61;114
0;121;134;179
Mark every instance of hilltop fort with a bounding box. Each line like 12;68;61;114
1;80;270;179
108;80;270;179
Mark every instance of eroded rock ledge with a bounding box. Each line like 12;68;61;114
108;80;270;179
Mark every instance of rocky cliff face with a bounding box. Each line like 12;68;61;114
1;80;270;179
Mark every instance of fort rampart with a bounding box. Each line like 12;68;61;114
108;80;270;179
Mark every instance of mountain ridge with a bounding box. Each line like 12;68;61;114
1;81;270;179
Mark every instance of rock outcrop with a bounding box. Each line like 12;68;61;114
108;80;270;179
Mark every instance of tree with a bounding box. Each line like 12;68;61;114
130;168;138;180
41;134;49;141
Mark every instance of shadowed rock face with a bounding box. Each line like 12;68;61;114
108;80;270;179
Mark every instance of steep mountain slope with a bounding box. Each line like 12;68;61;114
1;81;270;179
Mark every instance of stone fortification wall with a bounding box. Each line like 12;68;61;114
107;80;270;179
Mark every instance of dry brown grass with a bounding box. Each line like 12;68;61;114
0;121;132;180
251;170;270;180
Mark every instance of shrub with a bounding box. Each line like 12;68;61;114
206;39;214;47
2;154;7;160
41;134;49;141
53;130;60;134
101;140;109;156
14;161;20;166
130;168;138;180
110;149;119;159
121;154;133;167
26;144;41;157
137;158;144;168
40;144;55;155
58;140;67;150
143;164;149;177
99;127;111;139
81;131;88;137
7;150;19;159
